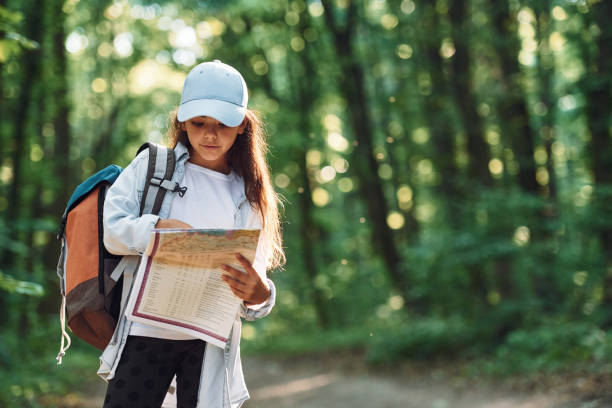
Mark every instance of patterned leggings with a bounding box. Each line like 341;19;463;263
103;336;205;408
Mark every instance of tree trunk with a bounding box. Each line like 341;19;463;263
447;0;492;304
382;0;422;243
0;0;44;331
489;0;538;195
448;0;492;187
532;0;562;311
1;1;44;267
51;0;72;210
483;0;541;311
583;2;612;313
414;3;462;227
320;0;410;303
296;147;332;328
0;0;6;157
32;0;73;318
531;0;558;200
291;10;332;327
370;67;419;244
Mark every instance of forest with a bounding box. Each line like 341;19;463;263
1;0;611;406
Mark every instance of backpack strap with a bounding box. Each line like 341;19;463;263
56;239;71;364
151;145;177;215
138;142;186;217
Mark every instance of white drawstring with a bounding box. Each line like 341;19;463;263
56;294;71;364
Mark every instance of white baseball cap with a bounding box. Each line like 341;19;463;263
177;60;248;127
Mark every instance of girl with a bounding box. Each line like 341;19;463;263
99;60;284;408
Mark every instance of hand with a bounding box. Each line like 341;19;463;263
221;253;270;306
155;219;193;229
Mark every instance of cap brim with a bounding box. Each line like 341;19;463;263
177;99;246;127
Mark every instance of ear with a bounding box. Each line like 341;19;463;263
179;122;186;131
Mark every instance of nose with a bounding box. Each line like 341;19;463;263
201;124;218;139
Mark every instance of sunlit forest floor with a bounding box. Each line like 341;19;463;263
50;351;612;408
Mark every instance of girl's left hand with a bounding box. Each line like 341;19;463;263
221;253;271;306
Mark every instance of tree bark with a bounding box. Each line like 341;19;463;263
489;0;538;195
320;0;410;302
51;0;72;210
415;3;462;227
531;0;562;311
447;0;493;304
369;60;419;244
448;0;492;187
583;2;612;313
0;0;44;331
35;0;73;316
291;9;332;328
0;0;6;157
1;1;44;267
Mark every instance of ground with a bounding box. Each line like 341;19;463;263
242;352;612;408
74;352;612;408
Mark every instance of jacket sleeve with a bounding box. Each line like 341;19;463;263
103;150;160;256
239;208;276;321
239;279;276;321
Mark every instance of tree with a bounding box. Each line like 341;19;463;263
320;0;410;304
582;1;612;315
488;0;538;195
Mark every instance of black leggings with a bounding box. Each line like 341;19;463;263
103;336;205;408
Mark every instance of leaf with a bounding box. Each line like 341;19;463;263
0;6;23;25
0;6;39;56
4;31;39;50
0;271;44;297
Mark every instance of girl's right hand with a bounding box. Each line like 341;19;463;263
155;219;193;229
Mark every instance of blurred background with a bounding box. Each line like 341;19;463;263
1;0;612;407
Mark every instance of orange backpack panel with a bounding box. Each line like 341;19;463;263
64;185;118;350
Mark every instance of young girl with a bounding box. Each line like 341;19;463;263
99;60;284;408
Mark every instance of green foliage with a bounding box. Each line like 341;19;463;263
242;325;374;356
0;320;100;408
252;319;612;381
0;220;30;257
0;271;44;296
480;322;612;375
0;6;39;63
0;347;98;408
366;317;481;365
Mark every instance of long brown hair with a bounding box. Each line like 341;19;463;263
166;108;285;269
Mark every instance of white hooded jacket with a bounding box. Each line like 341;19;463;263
99;142;276;408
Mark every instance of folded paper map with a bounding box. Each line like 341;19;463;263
125;229;260;349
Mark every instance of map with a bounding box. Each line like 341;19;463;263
125;228;260;349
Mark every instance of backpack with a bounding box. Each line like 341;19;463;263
55;142;186;363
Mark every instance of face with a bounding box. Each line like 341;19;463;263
180;116;246;174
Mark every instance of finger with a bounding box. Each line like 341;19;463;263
221;264;250;281
228;283;246;295
221;274;245;290
222;274;247;288
225;281;246;298
234;253;257;276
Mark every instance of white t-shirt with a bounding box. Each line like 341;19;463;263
129;161;266;340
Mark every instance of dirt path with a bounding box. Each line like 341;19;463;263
243;353;611;408
78;353;610;408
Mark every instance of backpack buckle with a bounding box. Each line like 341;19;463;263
174;185;187;197
150;177;188;197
